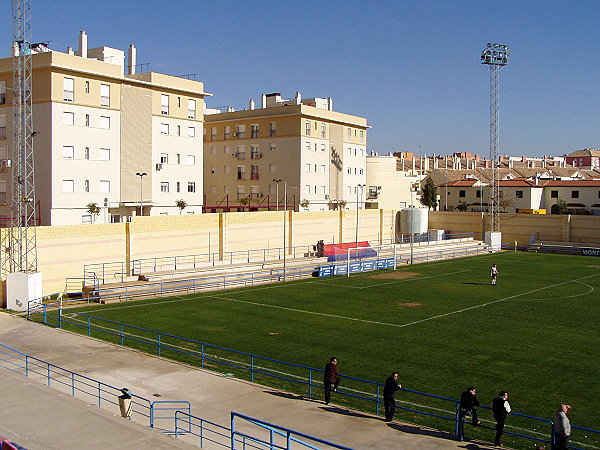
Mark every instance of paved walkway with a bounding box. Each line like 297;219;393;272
0;313;495;449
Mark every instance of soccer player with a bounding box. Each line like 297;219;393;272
491;264;499;285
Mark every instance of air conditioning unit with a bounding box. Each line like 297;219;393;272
232;132;238;137
2;159;11;168
256;153;262;159
156;163;163;170
324;194;330;199
231;152;238;157
257;193;264;198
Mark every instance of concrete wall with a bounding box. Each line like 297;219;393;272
1;210;598;305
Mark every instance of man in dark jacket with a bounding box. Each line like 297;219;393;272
458;387;481;440
323;357;339;405
383;372;402;421
492;391;511;446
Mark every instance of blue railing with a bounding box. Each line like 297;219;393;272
24;305;600;449
396;232;475;244
231;412;353;450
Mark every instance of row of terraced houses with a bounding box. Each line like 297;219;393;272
1;31;599;226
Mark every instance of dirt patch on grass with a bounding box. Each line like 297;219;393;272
586;265;600;269
366;271;422;280
398;302;423;307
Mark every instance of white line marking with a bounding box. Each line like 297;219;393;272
517;281;595;301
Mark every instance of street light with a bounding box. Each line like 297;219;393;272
135;172;147;216
272;179;282;211
355;184;366;248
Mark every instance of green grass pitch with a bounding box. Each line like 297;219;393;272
72;251;599;444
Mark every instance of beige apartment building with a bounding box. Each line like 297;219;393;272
0;31;207;226
203;92;368;212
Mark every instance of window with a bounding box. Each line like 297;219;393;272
516;190;523;198
84;147;90;160
476;190;481;198
0;82;5;105
305;185;311;194
176;182;180;193
99;148;110;161
62;180;74;193
224;166;231;174
320;186;326;194
305;121;311;136
63;77;74;102
160;182;169;192
85;114;90;127
347;186;352;195
161;94;169;115
177;154;181;164
100;84;110;107
321;144;325;152
250;165;259;180
82;215;92;224
347;127;352;139
236;186;245;200
188;127;195;138
459;190;466;198
237;166;245;180
187;155;195;165
251;124;259;138
161;123;169;135
571;190;579;199
347;167;351;175
360;130;364;142
85;81;90;94
211;127;217;141
305;142;310;152
551;190;558;198
211;186;217;194
0;115;6;138
269;122;276;137
320;165;325;174
177;125;181;136
99;116;110;129
62;112;74;126
160;153;169;164
84;180;89;192
321;123;326;138
305;163;311;173
236;124;245;139
251;145;260;159
188;99;196;119
236;145;246;160
99;180;110;193
187;182;196;193
62;146;74;159
224;126;231;140
224;146;230;155
269;164;276;173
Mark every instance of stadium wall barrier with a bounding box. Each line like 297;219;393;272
1;210;599;304
25;306;600;449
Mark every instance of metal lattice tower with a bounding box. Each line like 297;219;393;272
3;0;38;274
481;43;509;233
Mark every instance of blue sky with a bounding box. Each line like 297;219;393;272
2;1;599;158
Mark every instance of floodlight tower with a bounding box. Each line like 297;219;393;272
5;0;38;274
481;43;509;234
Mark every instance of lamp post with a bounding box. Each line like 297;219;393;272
355;184;366;248
135;172;147;216
273;179;282;211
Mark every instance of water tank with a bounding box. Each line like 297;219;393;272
400;207;429;234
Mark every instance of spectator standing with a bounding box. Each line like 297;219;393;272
492;391;511;447
383;372;401;422
553;404;572;450
323;357;340;405
491;264;499;285
458;387;481;440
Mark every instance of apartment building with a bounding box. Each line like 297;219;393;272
203;92;368;212
0;31;207;226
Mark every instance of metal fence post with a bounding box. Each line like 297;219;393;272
87;316;91;336
120;324;124;346
308;369;313;398
376;385;380;415
251;356;254;383
71;372;75;396
201;343;205;368
158;333;161;357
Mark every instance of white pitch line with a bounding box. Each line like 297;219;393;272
315;269;470;289
517;280;595;301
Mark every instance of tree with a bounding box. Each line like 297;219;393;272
86;202;101;223
551;198;568;215
300;199;310;209
175;199;187;214
498;192;512;212
239;197;250;207
456;200;469;212
420;178;438;210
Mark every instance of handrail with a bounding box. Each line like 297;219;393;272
231;412;353;450
175;410;232;448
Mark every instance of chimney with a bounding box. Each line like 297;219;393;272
79;30;88;58
66;46;74;55
249;99;255;110
261;94;266;109
295;91;301;105
127;44;137;75
327;97;333;111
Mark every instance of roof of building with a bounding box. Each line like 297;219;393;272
438;180;479;187
565;149;600;158
543;180;600;187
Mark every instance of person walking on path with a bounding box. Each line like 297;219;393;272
553;404;572;449
491;264;499;285
383;372;402;422
492;391;511;447
458;387;481;440
323;357;340;405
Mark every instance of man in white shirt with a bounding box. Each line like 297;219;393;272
553;404;572;450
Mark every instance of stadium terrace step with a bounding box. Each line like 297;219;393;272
528;240;600;255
